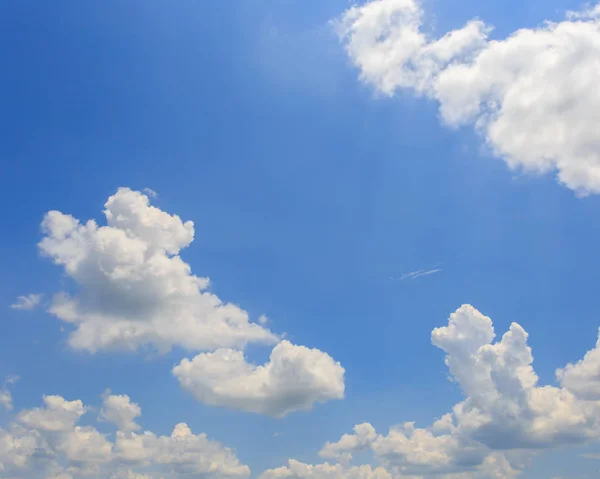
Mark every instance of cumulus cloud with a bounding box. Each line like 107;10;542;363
259;460;392;479
173;340;345;417
38;187;277;353
336;0;600;195
557;329;600;400
0;392;249;479
37;187;345;417
100;391;141;432
10;294;42;311
263;305;600;478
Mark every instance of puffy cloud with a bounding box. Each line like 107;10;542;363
319;423;377;461
38;187;278;353
259;460;392;479
10;294;42;311
336;0;600;195
173;340;345;417
37;188;345;417
0;392;249;479
265;305;600;478
334;0;489;95
100;391;142;432
557;329;600;400
114;423;249;478
18;395;87;432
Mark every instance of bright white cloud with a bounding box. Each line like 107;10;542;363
18;395;87;432
0;392;249;479
100;391;142;432
337;0;600;195
38;187;278;353
37;188;345;417
173;340;345;417
557;329;600;400
259;460;392;479
264;304;600;478
319;423;376;462
10;294;42;311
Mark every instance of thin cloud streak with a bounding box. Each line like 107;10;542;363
391;268;443;281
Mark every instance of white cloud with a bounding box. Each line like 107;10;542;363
11;294;42;311
173;340;345;417
263;304;600;478
557;329;600;400
38;187;278;353
0;376;19;411
100;391;141;432
336;0;600;195
259;460;392;479
0;390;12;411
319;423;377;462
37;188;345;417
398;268;442;280
18;395;87;432
0;392;249;479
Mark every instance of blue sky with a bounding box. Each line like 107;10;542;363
2;1;600;478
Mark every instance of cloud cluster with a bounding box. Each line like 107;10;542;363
263;305;600;478
336;0;600;195
0;392;249;479
38;188;344;417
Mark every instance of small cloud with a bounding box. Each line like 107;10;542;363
10;294;42;311
0;390;12;410
4;376;19;385
0;376;19;411
392;268;442;281
143;187;158;198
258;315;269;326
273;432;280;437
580;453;600;459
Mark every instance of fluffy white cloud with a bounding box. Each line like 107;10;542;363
337;0;600;195
319;423;376;462
0;392;249;479
557;329;600;400
38;187;278;353
264;305;600;478
173;340;345;417
259;460;392;479
10;294;42;311
18;395;87;432
37;188;345;417
100;391;141;432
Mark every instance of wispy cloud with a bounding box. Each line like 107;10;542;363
143;187;158;198
0;376;19;411
580;453;600;459
392;268;442;281
10;293;42;311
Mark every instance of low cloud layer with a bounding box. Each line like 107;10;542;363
0;393;249;479
263;304;600;478
336;0;600;195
